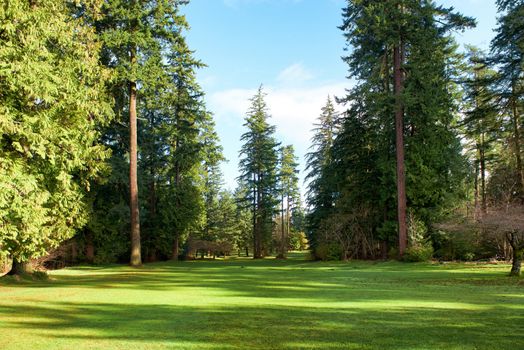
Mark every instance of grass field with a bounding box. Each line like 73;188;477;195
0;252;523;350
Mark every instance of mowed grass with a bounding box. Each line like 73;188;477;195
0;252;523;350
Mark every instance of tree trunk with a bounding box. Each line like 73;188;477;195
507;231;523;276
511;89;524;197
85;229;94;264
510;250;522;277
7;258;33;275
129;43;142;267
480;133;487;216
394;43;407;257
172;235;179;260
278;194;285;259
474;153;480;220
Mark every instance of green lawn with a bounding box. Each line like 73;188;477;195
0;253;523;350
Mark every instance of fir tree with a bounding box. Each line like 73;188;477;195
0;0;112;273
238;87;280;258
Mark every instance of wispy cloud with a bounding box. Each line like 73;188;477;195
277;62;315;85
209;79;347;192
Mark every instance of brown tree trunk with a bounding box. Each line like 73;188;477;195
507;232;523;276
278;194;285;259
7;258;33;275
474;153;480;220
480;134;487;216
172;235;179;260
511;89;524;196
129;66;142;266
394;43;407;257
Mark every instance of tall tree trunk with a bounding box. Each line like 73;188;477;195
278;194;285;259
511;88;524;196
394;43;407;257
172;235;179;260
480;133;487;215
7;258;33;275
474;153;480;220
129;72;142;266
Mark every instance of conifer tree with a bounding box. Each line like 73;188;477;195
490;0;524;196
0;0;111;273
331;0;475;259
238;87;280;258
96;0;192;265
277;145;300;258
305;97;338;255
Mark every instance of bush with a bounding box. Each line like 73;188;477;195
315;242;343;261
402;243;434;262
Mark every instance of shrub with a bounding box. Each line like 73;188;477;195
402;243;434;262
315;242;343;261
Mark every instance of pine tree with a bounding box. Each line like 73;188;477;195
0;0;112;273
238;87;280;258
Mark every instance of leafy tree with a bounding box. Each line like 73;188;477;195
238;87;280;258
0;0;112;273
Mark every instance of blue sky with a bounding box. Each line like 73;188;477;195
182;0;499;194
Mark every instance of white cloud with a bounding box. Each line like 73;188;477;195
277;62;315;85
209;81;348;193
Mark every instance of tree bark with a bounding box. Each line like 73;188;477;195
172;235;179;260
511;88;524;197
129;43;142;266
277;194;285;259
507;231;523;276
7;258;33;275
394;43;407;257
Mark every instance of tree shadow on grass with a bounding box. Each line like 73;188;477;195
0;301;522;350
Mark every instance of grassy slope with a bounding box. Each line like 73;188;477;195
0;253;522;350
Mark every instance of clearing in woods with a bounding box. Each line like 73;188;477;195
0;252;523;350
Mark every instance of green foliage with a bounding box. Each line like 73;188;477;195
305;1;475;260
402;243;434;262
0;0;112;263
238;87;280;258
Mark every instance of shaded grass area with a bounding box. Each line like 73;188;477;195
0;253;523;349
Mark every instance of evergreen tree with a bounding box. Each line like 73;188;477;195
0;0;112;273
277;145;300;259
305;96;338;255
238;87;280;258
490;0;524;196
461;47;499;218
324;0;475;259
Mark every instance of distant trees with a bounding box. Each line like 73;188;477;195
0;0;112;274
277;145;300;259
238;87;280;258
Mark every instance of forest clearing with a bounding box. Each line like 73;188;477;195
1;253;523;350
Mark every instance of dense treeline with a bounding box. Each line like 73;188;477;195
1;0;523;277
0;1;305;274
305;0;524;275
